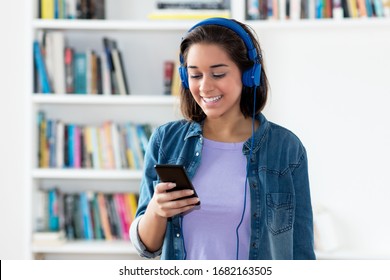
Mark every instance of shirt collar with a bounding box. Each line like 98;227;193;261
183;113;269;154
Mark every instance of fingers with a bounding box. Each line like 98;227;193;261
155;182;177;193
151;182;200;218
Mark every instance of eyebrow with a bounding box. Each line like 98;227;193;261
187;64;229;69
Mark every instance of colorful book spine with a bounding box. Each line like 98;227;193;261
80;192;93;240
33;41;52;94
48;188;59;231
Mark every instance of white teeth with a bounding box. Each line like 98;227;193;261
203;95;222;103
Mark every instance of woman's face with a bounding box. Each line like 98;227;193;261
186;43;243;120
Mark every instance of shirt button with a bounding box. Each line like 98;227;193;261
251;183;257;189
253;212;258;218
252;242;257;248
176;233;180;238
195;152;199;156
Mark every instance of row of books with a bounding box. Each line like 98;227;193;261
37;111;153;170
39;0;105;19
33;31;129;95
148;0;231;20
34;188;137;241
246;0;390;20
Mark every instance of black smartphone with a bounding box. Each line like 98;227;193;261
154;164;200;205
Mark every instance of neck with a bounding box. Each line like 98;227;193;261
203;114;258;143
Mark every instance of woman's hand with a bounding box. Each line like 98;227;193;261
149;182;200;218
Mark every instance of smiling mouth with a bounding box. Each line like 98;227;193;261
202;95;222;103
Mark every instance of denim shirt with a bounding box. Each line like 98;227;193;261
130;113;316;260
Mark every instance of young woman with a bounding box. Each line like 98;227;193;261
130;18;315;260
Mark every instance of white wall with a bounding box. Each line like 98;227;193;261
260;23;390;258
0;2;28;259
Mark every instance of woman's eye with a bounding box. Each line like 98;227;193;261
213;73;226;79
189;74;202;79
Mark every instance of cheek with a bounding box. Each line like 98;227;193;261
189;82;200;97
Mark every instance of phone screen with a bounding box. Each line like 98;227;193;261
154;164;200;205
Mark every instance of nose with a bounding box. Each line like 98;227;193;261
199;76;214;93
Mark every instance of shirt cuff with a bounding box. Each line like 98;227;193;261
129;215;162;259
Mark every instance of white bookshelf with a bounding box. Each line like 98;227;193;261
27;0;185;260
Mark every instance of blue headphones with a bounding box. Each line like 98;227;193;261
179;17;262;90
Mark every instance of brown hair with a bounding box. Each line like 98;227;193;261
179;19;269;122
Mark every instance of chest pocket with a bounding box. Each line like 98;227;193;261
266;193;294;235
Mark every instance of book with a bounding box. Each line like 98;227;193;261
148;9;230;20
38;111;49;167
32;231;66;246
41;0;55;19
100;51;112;95
111;49;128;95
357;0;368;16
373;0;384;16
64;194;75;239
110;40;130;95
80;192;93;240
105;194;120;239
66;124;73;167
246;0;260;19
347;0;359;17
66;0;77;19
125;193;138;221
114;193;129;240
97;193;113;240
91;193;104;239
64;47;74;93
118;125;130;169
93;0;106;19
157;0;229;10
48;32;66;94
170;59;181;96
102;38;119;95
111;123;122;169
35;188;48;232
48;188;60;231
33;41;52;94
72;194;84;239
384;0;390;17
164;61;174;95
74;52;87;94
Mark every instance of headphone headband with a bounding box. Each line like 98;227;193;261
187;18;258;61
179;18;261;89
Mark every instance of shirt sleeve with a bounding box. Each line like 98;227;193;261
129;215;162;259
292;148;316;260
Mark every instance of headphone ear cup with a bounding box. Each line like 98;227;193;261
179;65;189;89
242;63;261;88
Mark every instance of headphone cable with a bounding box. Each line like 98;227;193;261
235;85;257;260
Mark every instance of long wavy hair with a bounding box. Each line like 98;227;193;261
179;20;269;122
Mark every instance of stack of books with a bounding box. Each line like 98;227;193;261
34;188;138;241
33;31;130;95
37;111;153;170
148;0;231;20
39;0;105;19
246;0;390;20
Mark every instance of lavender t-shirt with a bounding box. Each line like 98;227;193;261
182;138;251;259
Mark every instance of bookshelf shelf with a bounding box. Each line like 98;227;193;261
32;19;195;31
32;168;143;180
32;18;390;32
31;94;179;106
31;240;137;255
